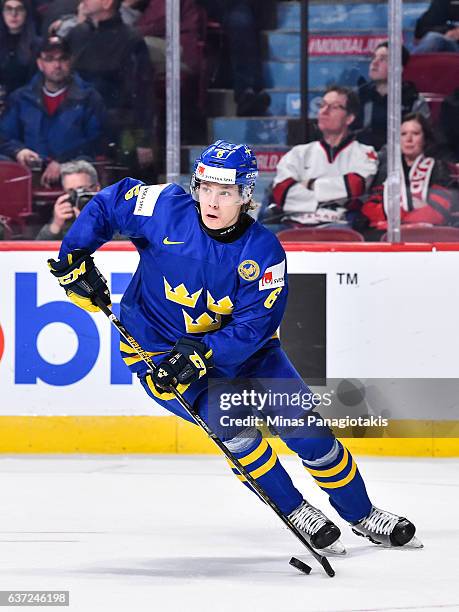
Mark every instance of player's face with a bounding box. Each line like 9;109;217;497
199;182;243;230
401;119;425;161
369;47;388;82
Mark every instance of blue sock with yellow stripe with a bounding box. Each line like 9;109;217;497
226;433;303;515
302;440;372;522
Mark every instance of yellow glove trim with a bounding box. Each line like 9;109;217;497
145;375;190;401
67;290;106;313
58;261;87;286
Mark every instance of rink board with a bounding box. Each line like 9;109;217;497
0;241;458;456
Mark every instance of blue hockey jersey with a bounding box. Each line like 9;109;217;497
59;178;288;376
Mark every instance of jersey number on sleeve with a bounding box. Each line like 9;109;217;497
124;184;141;200
264;287;282;309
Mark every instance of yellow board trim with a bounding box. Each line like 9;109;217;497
304;447;349;477
0;417;457;455
313;460;357;489
0;416;178;453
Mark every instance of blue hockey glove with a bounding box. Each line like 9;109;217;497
151;338;213;390
47;248;111;312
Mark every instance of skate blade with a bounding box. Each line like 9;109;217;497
379;536;424;549
318;538;347;555
373;535;424;549
405;535;423;549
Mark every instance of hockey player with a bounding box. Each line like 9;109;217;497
48;140;422;554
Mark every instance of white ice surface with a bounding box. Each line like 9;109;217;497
0;454;458;612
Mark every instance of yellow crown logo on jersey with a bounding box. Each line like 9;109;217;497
164;278;202;308
207;291;234;315
183;311;221;334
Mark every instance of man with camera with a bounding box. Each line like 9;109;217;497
35;160;100;240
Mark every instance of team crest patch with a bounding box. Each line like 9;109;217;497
238;260;260;281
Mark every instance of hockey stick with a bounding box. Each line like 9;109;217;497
92;296;335;577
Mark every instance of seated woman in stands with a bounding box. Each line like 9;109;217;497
0;0;39;103
361;112;456;231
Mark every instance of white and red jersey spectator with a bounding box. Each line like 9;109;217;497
269;86;377;228
362;112;456;229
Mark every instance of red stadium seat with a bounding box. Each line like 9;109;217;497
0;161;33;234
403;54;459;97
381;225;459;242
277;227;364;242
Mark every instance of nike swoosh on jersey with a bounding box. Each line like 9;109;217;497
163;237;185;245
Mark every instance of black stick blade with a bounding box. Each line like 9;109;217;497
321;556;335;577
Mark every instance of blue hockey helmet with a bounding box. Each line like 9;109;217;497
190;140;258;205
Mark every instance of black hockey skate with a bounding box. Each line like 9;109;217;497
288;500;346;555
351;506;423;548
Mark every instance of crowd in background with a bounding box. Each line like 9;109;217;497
262;37;459;240
0;0;457;241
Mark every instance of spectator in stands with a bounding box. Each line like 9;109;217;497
355;42;431;150
0;0;40;100
42;0;143;37
262;86;378;232
413;0;459;53
135;0;203;142
198;0;272;116
136;0;200;76
0;36;106;186
35;159;100;239
361;113;456;232
43;0;86;37
65;0;155;171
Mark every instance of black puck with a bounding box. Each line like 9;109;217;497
289;556;312;574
